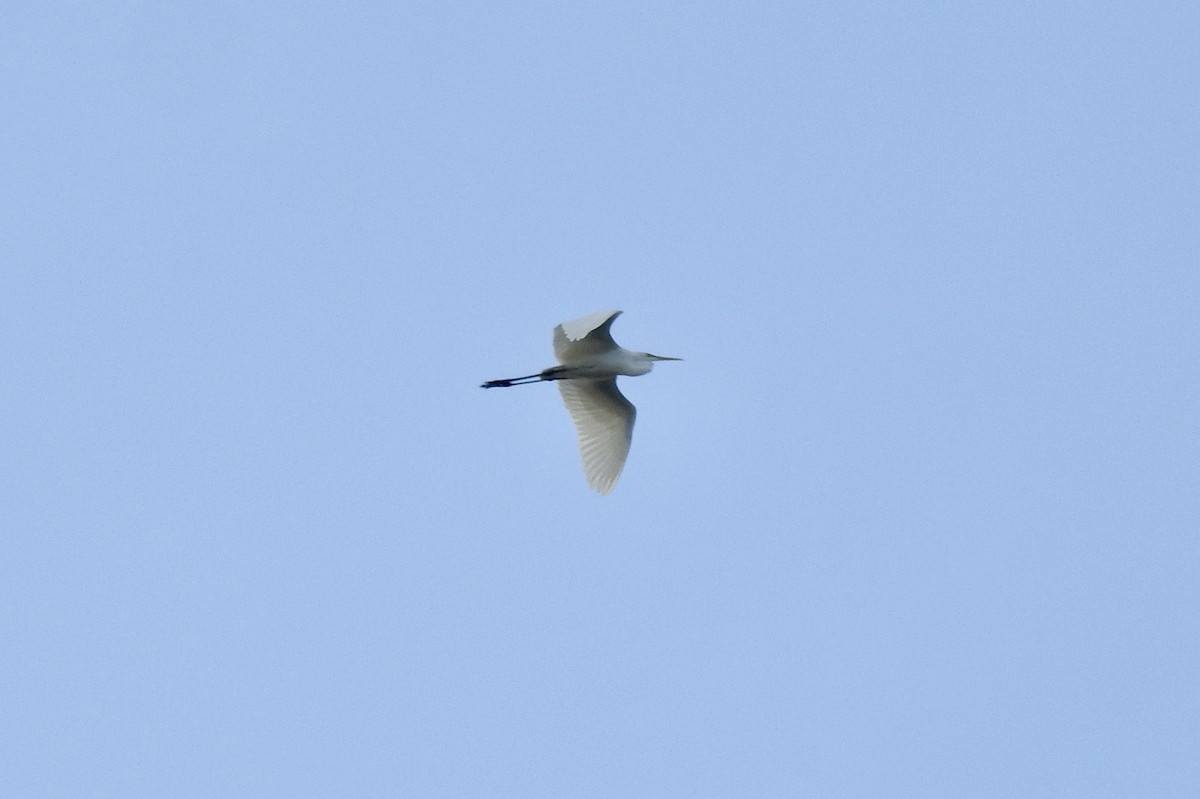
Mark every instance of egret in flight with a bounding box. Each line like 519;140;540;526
482;310;681;494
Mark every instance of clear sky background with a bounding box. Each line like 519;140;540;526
2;2;1197;797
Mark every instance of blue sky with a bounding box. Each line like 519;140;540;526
2;2;1197;796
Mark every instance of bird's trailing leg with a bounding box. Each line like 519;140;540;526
481;373;542;388
480;366;568;389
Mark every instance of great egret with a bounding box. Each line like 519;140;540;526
481;310;681;494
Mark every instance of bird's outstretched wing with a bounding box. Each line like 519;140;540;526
553;309;622;362
557;377;635;495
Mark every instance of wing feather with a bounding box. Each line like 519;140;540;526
553;310;622;362
557;378;635;495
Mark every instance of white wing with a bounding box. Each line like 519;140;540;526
557;378;635;495
554;309;622;362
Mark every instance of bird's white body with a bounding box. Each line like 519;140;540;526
553;347;655;379
482;310;680;494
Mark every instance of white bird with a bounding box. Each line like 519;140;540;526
482;310;681;494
